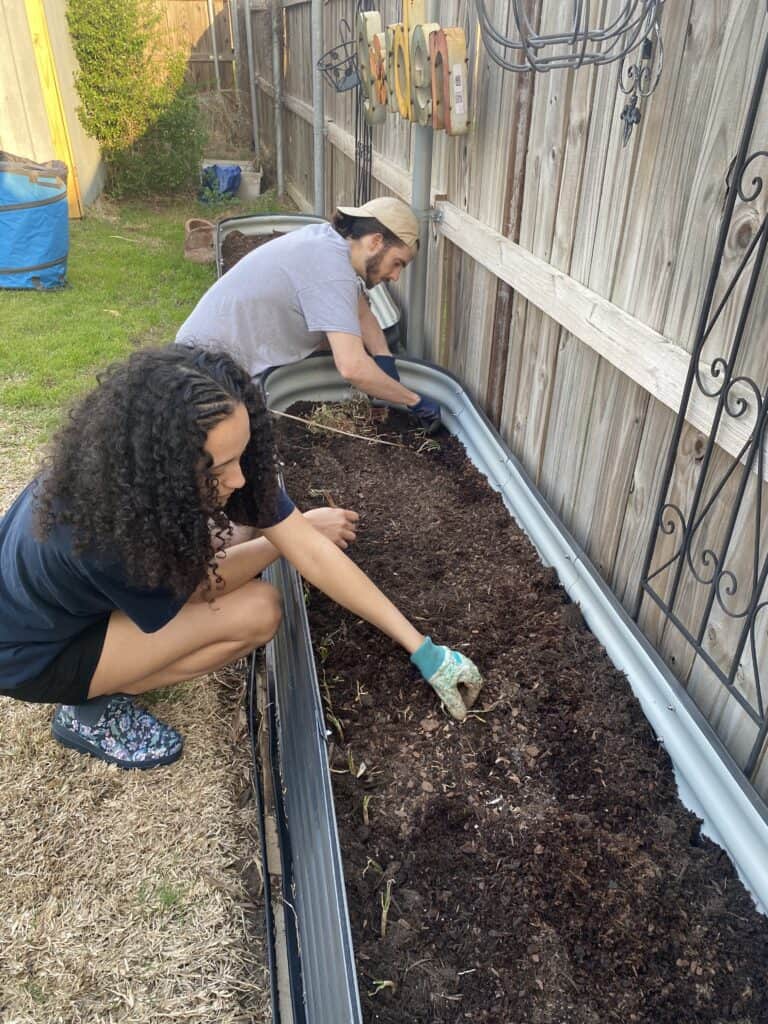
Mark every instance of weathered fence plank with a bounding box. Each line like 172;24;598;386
435;201;768;480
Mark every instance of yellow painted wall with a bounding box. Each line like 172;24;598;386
42;0;104;208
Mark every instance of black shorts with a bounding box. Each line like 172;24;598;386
0;619;109;705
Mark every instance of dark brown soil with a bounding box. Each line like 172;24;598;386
277;404;768;1024
221;229;283;273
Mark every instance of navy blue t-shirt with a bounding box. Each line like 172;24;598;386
0;482;295;689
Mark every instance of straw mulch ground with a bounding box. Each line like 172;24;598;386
0;470;269;1024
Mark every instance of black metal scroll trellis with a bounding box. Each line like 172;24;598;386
353;82;373;205
353;1;373;205
636;24;768;782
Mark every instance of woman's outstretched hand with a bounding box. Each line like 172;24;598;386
303;507;360;550
410;637;484;721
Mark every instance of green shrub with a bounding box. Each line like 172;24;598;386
105;89;206;197
67;0;206;196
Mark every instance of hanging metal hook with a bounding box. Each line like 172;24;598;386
617;17;665;146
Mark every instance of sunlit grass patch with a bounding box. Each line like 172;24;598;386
0;191;281;426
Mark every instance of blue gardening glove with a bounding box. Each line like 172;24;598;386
373;354;401;381
407;395;442;434
411;637;484;721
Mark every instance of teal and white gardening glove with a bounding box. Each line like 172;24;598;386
410;637;484;722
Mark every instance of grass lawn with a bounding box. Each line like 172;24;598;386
0;190;284;462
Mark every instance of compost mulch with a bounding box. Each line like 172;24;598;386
221;229;283;273
276;403;768;1024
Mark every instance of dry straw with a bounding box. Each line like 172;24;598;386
0;667;269;1023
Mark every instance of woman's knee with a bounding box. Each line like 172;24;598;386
230;580;282;645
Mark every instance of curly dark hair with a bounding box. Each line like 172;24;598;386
34;345;280;598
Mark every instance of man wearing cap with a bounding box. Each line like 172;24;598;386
175;196;440;429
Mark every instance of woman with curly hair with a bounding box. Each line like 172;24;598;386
0;346;483;769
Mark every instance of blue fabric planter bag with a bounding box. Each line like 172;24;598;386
0;152;69;290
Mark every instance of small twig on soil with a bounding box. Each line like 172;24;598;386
404;957;433;976
472;695;515;714
380;879;394;938
271;409;406;447
307;487;339;507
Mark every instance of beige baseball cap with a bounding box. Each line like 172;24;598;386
336;196;419;252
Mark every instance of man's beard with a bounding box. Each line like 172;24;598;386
364;248;386;288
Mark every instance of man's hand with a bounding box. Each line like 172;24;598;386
327;332;420;405
303;507;360;550
410;637;483;721
407;395;442;434
370;359;443;434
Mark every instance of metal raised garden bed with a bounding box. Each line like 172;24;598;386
254;354;768;1024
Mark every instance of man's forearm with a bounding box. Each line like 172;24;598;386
358;297;390;357
346;356;420;404
328;325;419;403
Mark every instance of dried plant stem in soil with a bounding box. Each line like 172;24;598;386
270;409;406;448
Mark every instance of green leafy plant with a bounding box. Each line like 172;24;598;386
67;0;206;196
198;182;240;206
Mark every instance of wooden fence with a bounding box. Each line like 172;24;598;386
159;0;237;90
245;1;768;800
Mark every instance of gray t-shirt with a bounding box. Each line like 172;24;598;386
176;222;362;376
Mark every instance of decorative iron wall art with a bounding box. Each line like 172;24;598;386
474;0;665;73
637;28;768;784
317;17;361;93
352;2;470;134
471;0;666;143
617;17;664;146
317;10;373;204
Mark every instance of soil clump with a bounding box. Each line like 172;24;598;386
221;229;283;273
